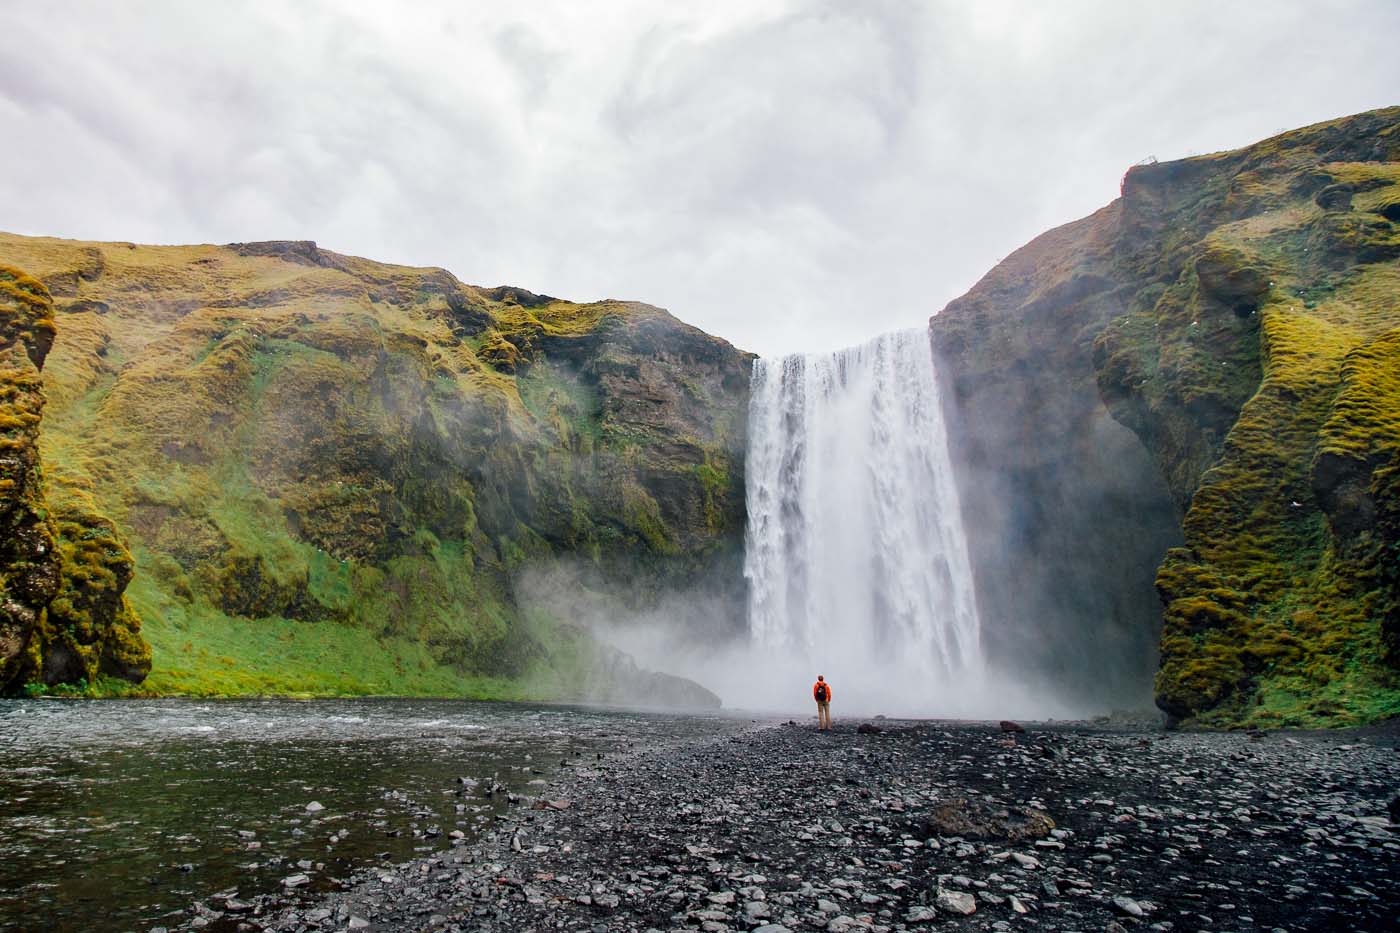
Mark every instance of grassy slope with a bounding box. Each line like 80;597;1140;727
0;236;748;698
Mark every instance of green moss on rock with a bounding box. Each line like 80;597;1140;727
1097;109;1400;726
0;263;148;693
0;264;61;690
932;107;1400;726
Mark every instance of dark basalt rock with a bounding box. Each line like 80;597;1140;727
915;796;1055;842
229;239;342;269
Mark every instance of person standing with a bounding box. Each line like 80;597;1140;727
813;675;832;731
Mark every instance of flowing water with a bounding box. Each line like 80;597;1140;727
742;328;986;714
0;698;749;932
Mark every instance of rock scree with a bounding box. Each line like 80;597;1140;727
197;718;1400;933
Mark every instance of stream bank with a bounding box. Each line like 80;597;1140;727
227;718;1400;933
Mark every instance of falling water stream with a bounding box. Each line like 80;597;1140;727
743;328;986;713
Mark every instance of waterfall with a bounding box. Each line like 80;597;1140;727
743;327;984;712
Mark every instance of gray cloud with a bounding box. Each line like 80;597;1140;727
3;0;1397;356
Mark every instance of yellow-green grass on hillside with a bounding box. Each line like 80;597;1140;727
0;233;750;700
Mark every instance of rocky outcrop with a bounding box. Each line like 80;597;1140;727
0;234;749;697
0;264;148;692
0;265;61;689
933;106;1400;726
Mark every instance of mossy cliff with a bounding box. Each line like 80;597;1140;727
0;265;60;688
0;265;149;692
0;235;749;699
933;106;1400;727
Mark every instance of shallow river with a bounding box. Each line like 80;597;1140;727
0;698;751;932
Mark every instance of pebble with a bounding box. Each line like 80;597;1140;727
1112;894;1145;917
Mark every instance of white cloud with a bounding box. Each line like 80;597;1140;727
2;0;1397;355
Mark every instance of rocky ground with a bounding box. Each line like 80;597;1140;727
184;718;1399;933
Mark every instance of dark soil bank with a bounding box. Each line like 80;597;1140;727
197;720;1399;933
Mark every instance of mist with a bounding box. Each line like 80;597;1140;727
515;324;1152;721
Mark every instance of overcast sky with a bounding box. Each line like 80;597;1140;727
3;1;1397;356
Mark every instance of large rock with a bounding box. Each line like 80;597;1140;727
914;797;1055;842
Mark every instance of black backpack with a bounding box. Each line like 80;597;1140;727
815;683;828;702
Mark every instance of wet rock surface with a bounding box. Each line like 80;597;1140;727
214;720;1400;932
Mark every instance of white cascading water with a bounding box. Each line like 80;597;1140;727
741;327;986;715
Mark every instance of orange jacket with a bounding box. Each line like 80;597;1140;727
813;680;832;702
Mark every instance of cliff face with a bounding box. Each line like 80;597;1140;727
0;265;148;692
0;266;61;688
934;107;1400;726
930;205;1183;710
0;235;749;697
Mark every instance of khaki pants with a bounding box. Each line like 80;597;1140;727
816;700;831;730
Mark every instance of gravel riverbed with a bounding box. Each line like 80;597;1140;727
186;718;1399;933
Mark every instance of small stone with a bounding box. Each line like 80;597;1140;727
905;906;937;922
744;900;772;919
1012;852;1040;869
751;926;792;933
348;918;370;930
305;801;324;813
936;887;977;916
281;873;310;888
1112;895;1144;918
999;720;1025;733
